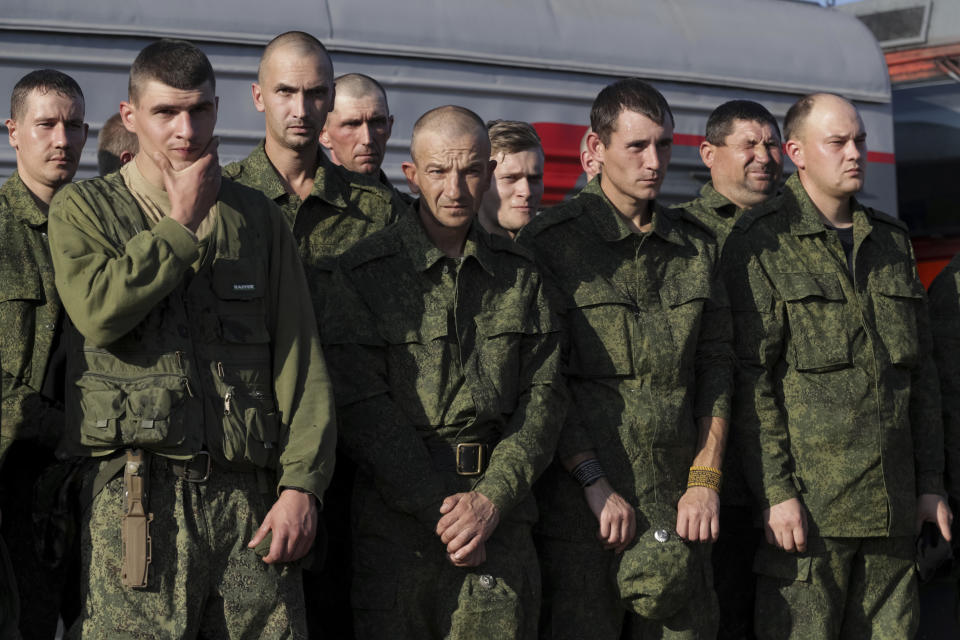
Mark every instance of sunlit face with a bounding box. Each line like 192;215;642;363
402;129;494;232
320;93;393;175
593;109;673;207
253;50;334;152
702;119;782;208
7;89;87;199
478;147;544;237
788;97;866;200
121;79;217;172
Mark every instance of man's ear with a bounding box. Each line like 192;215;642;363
401;161;419;193
6;118;17;151
252;82;265;113
699;141;715;169
587;130;605;164
785;140;803;170
119;101;136;134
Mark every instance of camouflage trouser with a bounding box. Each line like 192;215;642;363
351;480;540;640
754;536;916;640
712;505;759;640
536;535;717;640
69;455;307;640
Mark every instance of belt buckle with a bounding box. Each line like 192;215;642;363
183;451;212;483
455;443;484;477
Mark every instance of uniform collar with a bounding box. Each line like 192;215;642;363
2;172;48;227
698;181;739;215
398;203;495;276
581;175;686;246
241;140;349;208
784;173;871;237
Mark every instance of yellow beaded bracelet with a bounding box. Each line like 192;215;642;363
687;466;722;492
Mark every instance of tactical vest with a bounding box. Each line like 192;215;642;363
63;175;280;471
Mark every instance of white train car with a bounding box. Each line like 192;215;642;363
0;0;895;209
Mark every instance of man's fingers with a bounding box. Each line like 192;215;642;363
699;515;712;543
675;511;689;540
248;518;270;550
710;513;720;542
450;533;481;562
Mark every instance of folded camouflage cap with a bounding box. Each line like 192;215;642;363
611;503;696;620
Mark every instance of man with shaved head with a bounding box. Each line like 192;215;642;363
724;92;950;638
225;33;404;638
320;74;392;176
322;105;565;639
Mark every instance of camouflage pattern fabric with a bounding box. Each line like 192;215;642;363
538;535;716;640
351;475;540;640
675;180;743;247
754;536;916;640
324;211;566;639
68;456;306;639
224;141;402;329
516;176;733;637
723;172;943;537
0;171;64;464
226;142;401;638
724;172;942;635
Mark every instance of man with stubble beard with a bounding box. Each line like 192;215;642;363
0;68;88;640
224;31;405;639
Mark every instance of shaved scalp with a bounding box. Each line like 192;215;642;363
334;73;389;110
410;105;489;163
784;92;856;142
258;31;331;84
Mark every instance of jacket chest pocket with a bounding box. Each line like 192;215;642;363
76;373;191;448
473;309;535;412
211;263;270;344
660;270;711;360
566;286;634;378
0;270;44;375
777;272;850;372
379;312;450;412
870;278;923;367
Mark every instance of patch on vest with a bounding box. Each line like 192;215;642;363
233;283;256;292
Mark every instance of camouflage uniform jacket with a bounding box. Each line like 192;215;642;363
675;180;742;246
224;141;401;327
377;169;415;208
48;173;336;498
723;172;943;538
0;172;64;465
323;209;566;523
516;176;734;541
926;253;960;503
